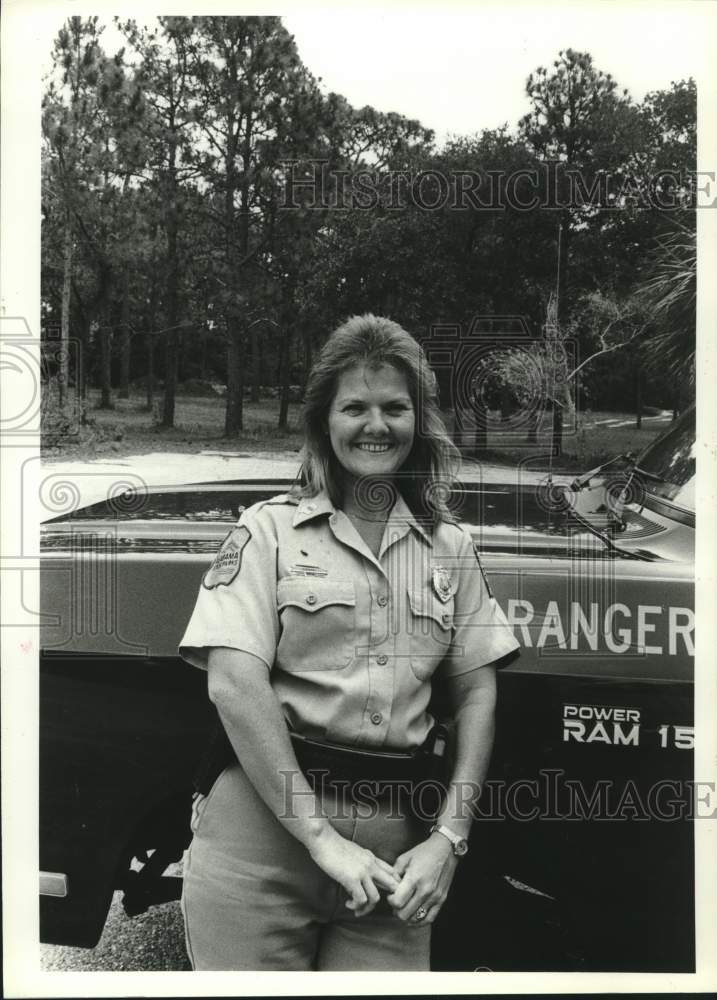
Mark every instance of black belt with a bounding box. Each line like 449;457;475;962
194;714;450;802
289;725;450;791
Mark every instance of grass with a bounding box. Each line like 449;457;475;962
42;388;305;459
42;386;671;471
450;408;672;471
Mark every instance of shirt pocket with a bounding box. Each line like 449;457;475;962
276;578;357;671
407;588;455;681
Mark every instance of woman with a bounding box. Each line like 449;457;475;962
179;314;519;970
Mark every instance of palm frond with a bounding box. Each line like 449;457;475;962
636;229;695;383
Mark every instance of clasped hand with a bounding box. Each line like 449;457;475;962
310;828;457;922
386;835;458;925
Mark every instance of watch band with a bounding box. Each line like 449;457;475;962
430;823;469;857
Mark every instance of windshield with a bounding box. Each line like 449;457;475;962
635;407;695;512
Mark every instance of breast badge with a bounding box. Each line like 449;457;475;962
202;525;251;589
432;566;453;603
288;563;329;577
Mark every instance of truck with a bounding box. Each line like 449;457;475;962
40;407;696;971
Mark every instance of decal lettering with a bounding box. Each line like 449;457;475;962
507;599;534;645
636;605;662;655
536;600;567;649
612;724;641;746
505;599;695;656
668;607;695;656
563;705;641;747
604;603;632;654
569;602;600;650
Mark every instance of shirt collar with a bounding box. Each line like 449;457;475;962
387;491;433;547
293;488;433;546
293;492;336;526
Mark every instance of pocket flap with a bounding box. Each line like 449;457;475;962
278;578;356;613
407;588;454;630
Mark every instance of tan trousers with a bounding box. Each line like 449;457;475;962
181;763;431;971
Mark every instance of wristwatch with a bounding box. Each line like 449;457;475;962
430;823;469;857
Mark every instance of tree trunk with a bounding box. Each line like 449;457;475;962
251;322;261;402
225;329;243;436
161;138;180;428
59;222;73;407
259;333;266;390
79;317;89;411
118;172;132;400
556;211;570;324
163;328;178;426
200;324;208;381
98;319;113;410
551;401;563;457
118;270;131;399
146;336;155;411
143;272;159;411
302;327;313;390
277;323;292;431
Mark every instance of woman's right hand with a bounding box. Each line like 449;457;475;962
308;827;401;917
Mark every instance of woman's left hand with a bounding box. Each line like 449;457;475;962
385;833;458;925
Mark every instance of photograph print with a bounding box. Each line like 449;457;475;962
2;1;713;987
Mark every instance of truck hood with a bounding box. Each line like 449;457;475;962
41;480;693;564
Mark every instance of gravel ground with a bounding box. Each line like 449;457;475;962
41;866;190;971
41;895;190;971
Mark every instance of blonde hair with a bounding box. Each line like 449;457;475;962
296;314;460;525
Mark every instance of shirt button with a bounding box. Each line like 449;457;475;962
370;712;383;725
305;503;316;513
442;612;451;625
377;595;388;607
305;594;317;605
376;654;388;665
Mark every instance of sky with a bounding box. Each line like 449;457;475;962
29;2;713;144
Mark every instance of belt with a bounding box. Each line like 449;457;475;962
194;714;450;802
289;725;450;792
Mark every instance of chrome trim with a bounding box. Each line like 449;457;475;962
40;871;68;898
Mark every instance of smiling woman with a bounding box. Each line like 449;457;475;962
177;313;520;970
327;364;416;487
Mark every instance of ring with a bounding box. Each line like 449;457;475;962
414;906;428;921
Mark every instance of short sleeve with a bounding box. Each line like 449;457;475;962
178;504;279;670
442;527;520;678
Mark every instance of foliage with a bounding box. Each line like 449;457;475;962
634;224;696;384
41;21;697;455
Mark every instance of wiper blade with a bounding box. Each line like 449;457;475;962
564;505;645;559
570;452;635;492
630;464;666;484
550;453;663;559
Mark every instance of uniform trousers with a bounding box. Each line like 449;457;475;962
181;762;431;970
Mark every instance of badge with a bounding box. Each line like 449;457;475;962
432;566;453;603
289;564;328;577
202;525;251;589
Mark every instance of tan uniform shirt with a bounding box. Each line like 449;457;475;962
180;491;519;750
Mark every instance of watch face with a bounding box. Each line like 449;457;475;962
454;839;469;857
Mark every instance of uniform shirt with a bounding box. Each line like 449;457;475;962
179;491;519;750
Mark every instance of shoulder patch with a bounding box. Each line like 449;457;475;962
203;525;252;589
472;541;494;599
